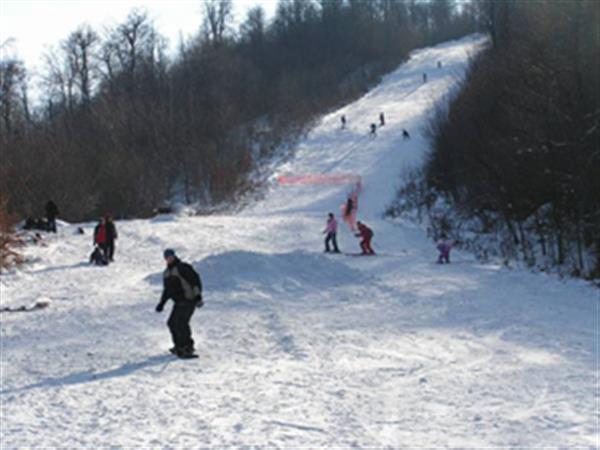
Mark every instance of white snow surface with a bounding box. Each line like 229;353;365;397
1;35;598;448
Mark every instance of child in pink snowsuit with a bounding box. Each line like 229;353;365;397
437;238;453;264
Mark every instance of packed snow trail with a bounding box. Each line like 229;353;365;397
1;35;597;448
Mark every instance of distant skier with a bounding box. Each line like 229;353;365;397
323;212;340;253
355;221;375;255
104;213;118;262
422;73;427;83
45;200;59;233
437;61;442;69
93;217;110;263
370;123;377;136
342;192;358;231
436;236;453;264
341;114;347;129
379;112;385;127
155;249;203;359
402;129;411;140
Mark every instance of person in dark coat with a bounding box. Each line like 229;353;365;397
45;200;59;233
355;221;375;255
156;249;203;358
104;213;118;261
370;123;377;136
379;112;385;127
341;114;346;129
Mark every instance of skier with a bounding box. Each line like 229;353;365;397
355;221;375;255
437;61;442;69
422;73;428;83
341;114;346;129
379;112;385;127
436;236;453;264
93;217;110;263
370;123;377;136
342;192;358;232
104;213;118;261
45;200;59;233
323;212;340;253
155;249;203;358
402;129;411;140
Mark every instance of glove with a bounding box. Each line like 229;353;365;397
155;303;164;313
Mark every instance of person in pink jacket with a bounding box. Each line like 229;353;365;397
323;212;340;253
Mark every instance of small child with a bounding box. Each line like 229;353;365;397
90;245;108;265
436;237;453;264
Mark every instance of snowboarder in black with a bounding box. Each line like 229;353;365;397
104;213;118;261
370;123;377;136
156;249;203;358
45;200;59;233
379;112;385;127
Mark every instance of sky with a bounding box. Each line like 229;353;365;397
0;0;278;74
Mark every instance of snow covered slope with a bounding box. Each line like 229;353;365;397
1;35;597;448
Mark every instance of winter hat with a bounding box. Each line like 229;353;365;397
163;248;176;259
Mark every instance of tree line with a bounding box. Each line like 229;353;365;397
400;0;599;278
1;0;478;224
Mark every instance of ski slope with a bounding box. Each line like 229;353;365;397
1;35;598;448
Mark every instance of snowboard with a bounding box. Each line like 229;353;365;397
169;348;199;359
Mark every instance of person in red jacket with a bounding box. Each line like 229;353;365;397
355;221;375;255
93;217;110;262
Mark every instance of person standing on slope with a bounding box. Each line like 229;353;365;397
436;235;453;264
379;112;385;127
45;200;59;233
341;114;346;129
93;217;110;263
104;213;118;262
355;221;375;255
323;212;340;253
156;249;203;358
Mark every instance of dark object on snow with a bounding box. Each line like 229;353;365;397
422;73;428;83
154;205;174;215
437;61;442;69
379;112;385;127
370;123;377;136
156;251;203;358
45;200;59;233
355;221;375;255
24;217;49;231
77;227;85;235
437;238;453;264
341;114;346;129
104;214;118;261
402;129;411;140
0;299;50;313
90;246;109;265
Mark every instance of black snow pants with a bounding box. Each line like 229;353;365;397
325;232;339;252
167;300;196;350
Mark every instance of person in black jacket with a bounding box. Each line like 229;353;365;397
156;249;203;358
45;200;59;233
104;213;118;261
